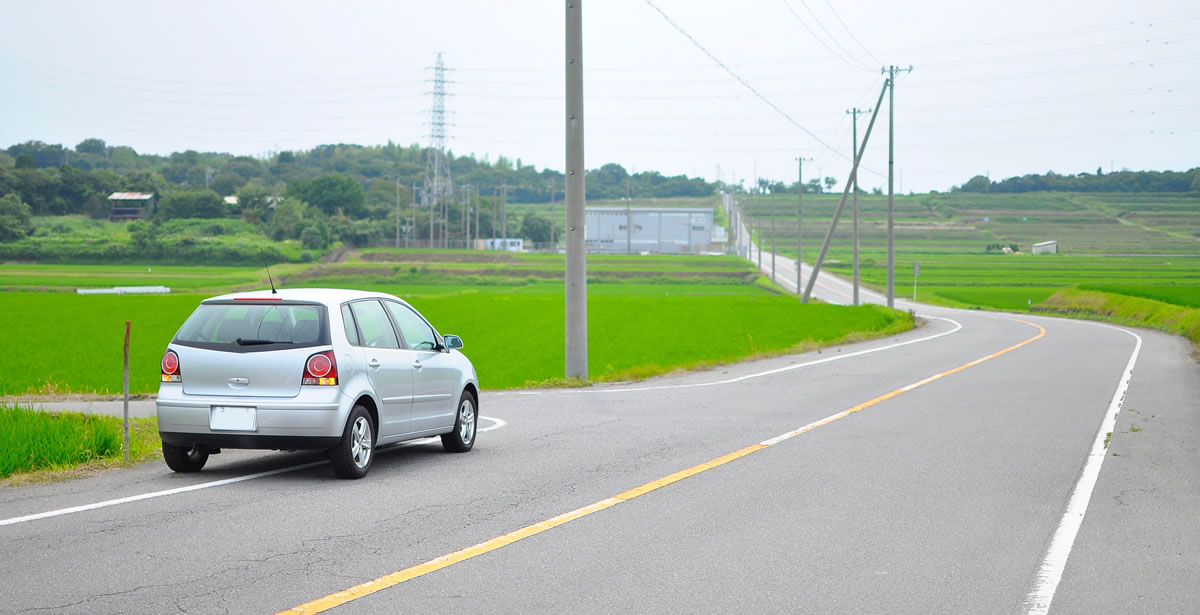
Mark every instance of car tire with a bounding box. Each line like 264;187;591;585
330;405;375;479
162;443;209;473
441;391;477;453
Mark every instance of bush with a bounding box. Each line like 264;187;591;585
0;193;34;241
300;226;328;250
158;190;224;220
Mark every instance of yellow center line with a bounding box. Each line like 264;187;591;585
280;319;1047;614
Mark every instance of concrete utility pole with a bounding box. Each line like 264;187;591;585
395;178;401;248
770;193;776;284
564;0;587;379
500;180;508;243
410;183;417;248
462;184;470;249
795;156;811;294
884;64;912;308
625;177;632;254
846;107;871;306
754;193;762;272
803;81;887;304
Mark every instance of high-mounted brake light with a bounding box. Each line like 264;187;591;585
161;350;181;382
234;297;282;301
303;351;338;386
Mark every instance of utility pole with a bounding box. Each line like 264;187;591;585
795;156;811;294
462;184;470;250
564;0;587;379
625;177;632;254
754;193;761;272
803;81;887;303
846;107;871;306
395;178;401;249
549;178;556;251
500;180;508;244
474;185;480;247
410;183;417;248
884;64;912;308
770;191;776;284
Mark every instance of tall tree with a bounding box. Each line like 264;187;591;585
76;138;108;154
0;193;34;241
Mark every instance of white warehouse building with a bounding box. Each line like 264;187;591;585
585;206;724;254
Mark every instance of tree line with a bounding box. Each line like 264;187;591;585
953;168;1200;194
0;138;729;246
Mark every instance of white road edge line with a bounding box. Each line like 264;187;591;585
0;416;508;528
503;315;963;396
1024;325;1143;614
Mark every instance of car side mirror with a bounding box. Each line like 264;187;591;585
443;335;464;350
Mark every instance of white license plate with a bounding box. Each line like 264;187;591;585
210;406;257;431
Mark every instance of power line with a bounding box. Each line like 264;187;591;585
822;0;883;67
643;0;870;173
784;0;874;71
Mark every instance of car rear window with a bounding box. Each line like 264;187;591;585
173;301;329;352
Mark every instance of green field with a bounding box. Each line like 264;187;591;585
0;263;297;293
0;255;911;395
741;191;1200;314
1077;283;1200;308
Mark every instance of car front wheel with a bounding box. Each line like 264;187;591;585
441;391;477;453
162;443;209;473
330;405;375;479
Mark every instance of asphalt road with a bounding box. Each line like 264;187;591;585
3;250;1198;614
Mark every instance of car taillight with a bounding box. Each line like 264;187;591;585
161;350;181;382
303;351;338;386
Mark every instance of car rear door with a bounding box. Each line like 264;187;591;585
347;299;412;438
383;301;458;434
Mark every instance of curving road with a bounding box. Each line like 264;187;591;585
1;245;1198;614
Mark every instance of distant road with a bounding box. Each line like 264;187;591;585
2;244;1197;614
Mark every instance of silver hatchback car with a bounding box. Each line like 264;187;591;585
156;288;479;479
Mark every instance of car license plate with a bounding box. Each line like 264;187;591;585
210;406;257;431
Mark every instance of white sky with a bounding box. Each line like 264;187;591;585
1;0;1196;193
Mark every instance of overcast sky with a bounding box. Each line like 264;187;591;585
1;0;1196;193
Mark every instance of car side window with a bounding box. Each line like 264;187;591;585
348;300;400;349
384;301;439;351
340;304;360;345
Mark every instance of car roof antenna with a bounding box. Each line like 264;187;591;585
260;248;278;294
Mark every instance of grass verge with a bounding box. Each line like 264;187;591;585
0;405;161;485
1036;288;1200;344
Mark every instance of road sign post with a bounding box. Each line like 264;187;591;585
913;261;920;301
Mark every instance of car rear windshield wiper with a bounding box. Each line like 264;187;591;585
235;338;292;346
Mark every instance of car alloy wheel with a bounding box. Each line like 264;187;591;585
442;392;477;453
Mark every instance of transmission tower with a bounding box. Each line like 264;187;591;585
424;52;454;248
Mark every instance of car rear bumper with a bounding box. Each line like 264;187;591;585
159;431;341;450
156;388;349;447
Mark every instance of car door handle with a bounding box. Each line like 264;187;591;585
368;359;380;369
413;360;423;370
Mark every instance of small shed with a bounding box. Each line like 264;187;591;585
1032;240;1058;254
108;192;155;221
